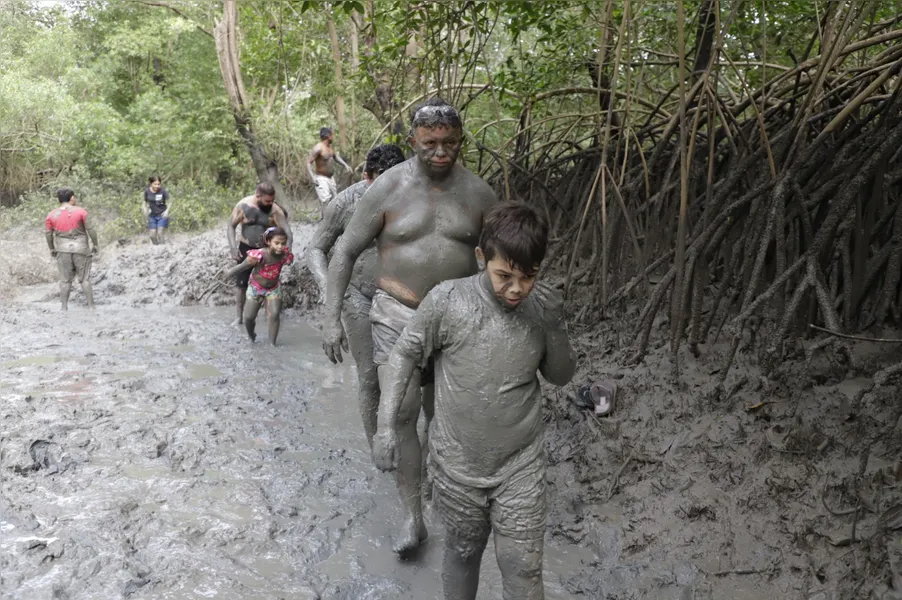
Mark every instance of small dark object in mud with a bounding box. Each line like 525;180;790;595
574;380;618;416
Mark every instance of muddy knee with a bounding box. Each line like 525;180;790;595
496;537;544;582
446;530;489;563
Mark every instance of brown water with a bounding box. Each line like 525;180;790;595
0;300;595;599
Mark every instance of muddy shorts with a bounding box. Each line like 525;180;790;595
369;289;433;384
247;282;281;300
314;174;338;204
430;453;547;542
56;252;92;284
235;242;257;288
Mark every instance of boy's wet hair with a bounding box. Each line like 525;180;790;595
263;226;288;244
478;202;549;276
256;182;276;197
364;144;406;177
319;127;333;139
57;188;75;203
409;97;462;135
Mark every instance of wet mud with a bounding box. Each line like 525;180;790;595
3;226;900;599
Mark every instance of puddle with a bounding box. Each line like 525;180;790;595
186;363;222;380
2;354;90;368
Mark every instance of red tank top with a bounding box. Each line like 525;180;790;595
45;206;88;233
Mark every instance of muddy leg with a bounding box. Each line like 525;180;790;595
377;364;426;556
56;253;75;311
267;297;282;346
234;286;247;325
59;282;72;311
343;297;379;448
244;296;262;342
442;529;489;600
421;381;435;501
75;255;94;309
495;535;545;600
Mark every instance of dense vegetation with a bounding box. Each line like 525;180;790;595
2;0;902;364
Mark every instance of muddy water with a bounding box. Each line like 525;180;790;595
1;296;595;599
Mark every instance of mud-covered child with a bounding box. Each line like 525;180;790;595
221;227;294;345
373;202;576;600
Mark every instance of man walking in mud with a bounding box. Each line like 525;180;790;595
45;187;99;311
307;144;407;449
307;127;351;210
226;182;292;325
322;98;497;556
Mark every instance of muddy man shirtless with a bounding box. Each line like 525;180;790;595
322;98;497;556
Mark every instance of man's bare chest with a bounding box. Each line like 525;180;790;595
382;195;481;246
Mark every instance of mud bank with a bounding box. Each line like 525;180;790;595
3;223;900;599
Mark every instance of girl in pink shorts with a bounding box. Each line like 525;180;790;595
222;227;293;345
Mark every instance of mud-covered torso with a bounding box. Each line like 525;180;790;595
331;182;377;299
46;206;90;255
236;196;283;248
406;274;554;488
375;161;491;306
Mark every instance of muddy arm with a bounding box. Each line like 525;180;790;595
162;189;171;217
306;194;347;294
535;284;576;386
221;257;256;281
45;231;55;253
84;213;99;251
335;152;351;172
374;289;447;471
226;205;243;259
324;178;388;326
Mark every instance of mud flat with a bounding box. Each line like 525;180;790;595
3;225;900;599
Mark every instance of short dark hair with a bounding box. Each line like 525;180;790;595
263;226;288;244
57;188;75;203
148;175;161;185
364;144;406;177
409;97;462;135
256;182;276;197
319;127;333;139
478;202;549;276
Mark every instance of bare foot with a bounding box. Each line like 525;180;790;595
231;317;243;326
394;515;427;558
248;331;257;343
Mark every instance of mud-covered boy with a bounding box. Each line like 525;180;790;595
373;202;576;600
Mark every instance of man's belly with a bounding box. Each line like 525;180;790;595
350;246;378;299
377;238;478;306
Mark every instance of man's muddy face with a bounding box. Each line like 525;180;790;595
256;194;275;211
409;126;462;176
268;235;288;256
480;251;539;311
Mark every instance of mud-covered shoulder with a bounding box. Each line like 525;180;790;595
367;159;413;211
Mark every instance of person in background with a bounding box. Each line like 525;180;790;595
45;187;99;311
307;126;351;212
143;175;171;244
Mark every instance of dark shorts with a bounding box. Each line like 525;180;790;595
369;289;434;384
235;242;256;288
148;215;170;229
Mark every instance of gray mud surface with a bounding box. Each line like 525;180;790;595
3;227;901;599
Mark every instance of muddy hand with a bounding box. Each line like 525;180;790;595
372;428;399;472
321;319;349;364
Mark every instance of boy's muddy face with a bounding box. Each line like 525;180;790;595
268;235;288;256
480;251;539;310
409;126;462;177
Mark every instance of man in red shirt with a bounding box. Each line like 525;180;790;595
45;188;99;310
